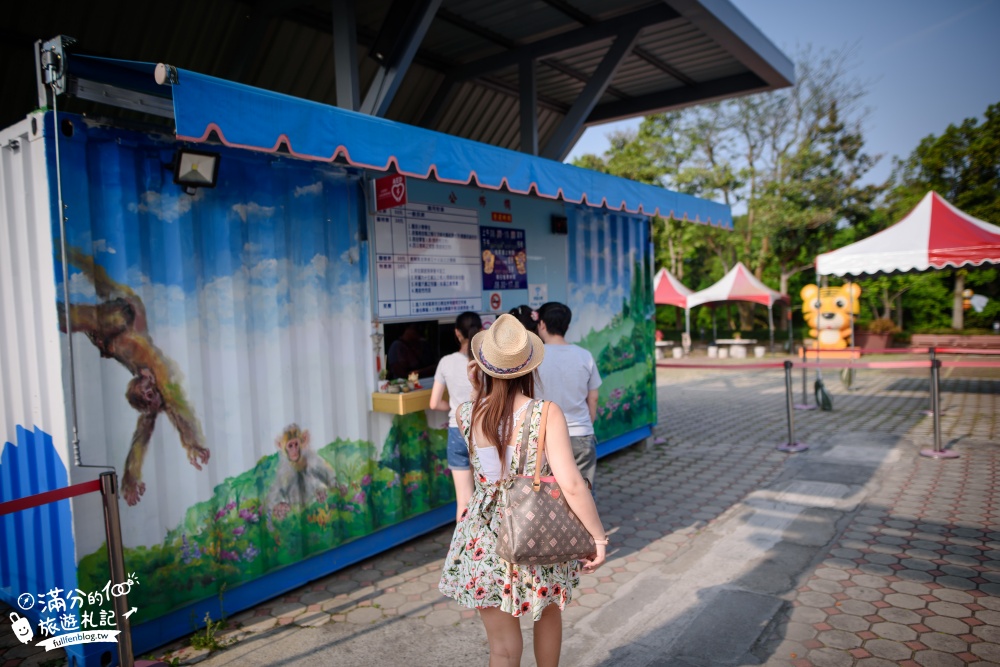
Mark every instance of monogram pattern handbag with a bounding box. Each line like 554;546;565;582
496;401;596;565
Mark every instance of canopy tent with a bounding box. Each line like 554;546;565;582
687;261;789;348
817;191;1000;277
653;268;694;333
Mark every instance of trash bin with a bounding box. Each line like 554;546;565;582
754;346;766;358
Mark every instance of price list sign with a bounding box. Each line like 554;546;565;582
374;202;482;318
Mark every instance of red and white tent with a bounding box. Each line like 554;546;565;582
653;268;694;332
653;268;694;308
687;261;788;308
688;261;789;348
817;191;1000;277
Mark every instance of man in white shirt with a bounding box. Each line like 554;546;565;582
535;302;601;489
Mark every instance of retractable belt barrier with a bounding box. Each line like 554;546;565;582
656;349;999;459
0;472;137;667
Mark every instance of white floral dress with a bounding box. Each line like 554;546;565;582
438;400;579;620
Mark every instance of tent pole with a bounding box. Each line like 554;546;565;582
768;304;774;352
787;302;793;354
685;307;690;336
712;307;717;341
848;278;855;348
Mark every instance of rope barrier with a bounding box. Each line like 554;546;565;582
0;478;101;517
798;360;931;370
940;360;1000;368
656;362;785;370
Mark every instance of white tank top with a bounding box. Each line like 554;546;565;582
473;399;542;482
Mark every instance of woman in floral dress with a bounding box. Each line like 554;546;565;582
439;314;608;667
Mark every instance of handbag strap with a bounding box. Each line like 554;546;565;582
532;401;551;491
513;399;536;477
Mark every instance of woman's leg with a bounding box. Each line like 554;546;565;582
447;427;474;520
533;604;562;667
479;607;523;667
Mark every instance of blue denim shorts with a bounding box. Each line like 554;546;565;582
447;427;471;471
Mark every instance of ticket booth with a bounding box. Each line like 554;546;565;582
0;56;732;662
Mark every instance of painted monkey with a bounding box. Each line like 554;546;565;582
267;425;336;521
57;247;209;505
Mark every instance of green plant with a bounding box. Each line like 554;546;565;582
190;611;235;652
865;317;901;335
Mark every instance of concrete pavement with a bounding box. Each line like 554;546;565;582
3;357;997;666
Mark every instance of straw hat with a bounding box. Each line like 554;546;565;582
471;314;545;379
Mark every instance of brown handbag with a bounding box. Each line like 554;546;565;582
495;400;596;565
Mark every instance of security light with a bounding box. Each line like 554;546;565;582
173;149;219;192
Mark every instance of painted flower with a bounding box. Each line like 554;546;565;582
474;587;487;600
472;547;486;561
537;586;549;597
361;474;372;486
352;491;367;504
232;525;245;537
243;545;259;561
520;601;531;613
503;584;512;596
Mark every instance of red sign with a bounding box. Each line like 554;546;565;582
491;212;513;223
489;292;502;311
376;175;407;210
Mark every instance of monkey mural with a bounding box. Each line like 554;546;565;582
57;248;210;505
267;425;337;521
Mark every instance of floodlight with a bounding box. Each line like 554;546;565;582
173;149;219;192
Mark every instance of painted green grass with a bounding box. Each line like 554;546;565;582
78;413;452;620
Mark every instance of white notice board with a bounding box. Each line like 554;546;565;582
374;202;483;319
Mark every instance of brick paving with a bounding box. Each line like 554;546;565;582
1;357;997;666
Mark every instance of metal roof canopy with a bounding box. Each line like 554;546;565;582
16;0;793;161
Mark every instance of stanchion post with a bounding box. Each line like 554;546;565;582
794;343;816;410
778;360;808;452
100;471;135;667
921;347;937;415
920;358;958;459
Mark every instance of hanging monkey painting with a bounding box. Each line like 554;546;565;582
267;424;337;521
58;248;210;505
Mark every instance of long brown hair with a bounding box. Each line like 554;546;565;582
469;369;536;475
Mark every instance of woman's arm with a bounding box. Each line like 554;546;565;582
541;403;607;572
429;380;448;411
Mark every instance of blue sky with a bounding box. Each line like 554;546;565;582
566;0;1000;187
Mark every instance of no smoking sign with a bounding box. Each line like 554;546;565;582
489;292;502;312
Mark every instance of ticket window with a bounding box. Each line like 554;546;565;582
382;319;463;381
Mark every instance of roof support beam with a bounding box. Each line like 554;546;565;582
331;0;359;110
542;27;641;161
360;0;442;117
519;59;537;155
449;4;677;80
228;0;311;82
587;72;767;124
539;0;696;86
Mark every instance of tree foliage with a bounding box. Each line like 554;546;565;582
574;46;999;335
574;47;882;331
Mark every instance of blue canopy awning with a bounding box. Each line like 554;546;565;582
73;56;732;227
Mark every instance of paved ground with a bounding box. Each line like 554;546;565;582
3;355;998;666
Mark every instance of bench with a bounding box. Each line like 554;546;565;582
910;334;1000;349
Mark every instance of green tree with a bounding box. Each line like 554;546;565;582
886;102;1000;330
575;47;882;331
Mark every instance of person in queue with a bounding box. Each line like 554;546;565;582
535;302;601;490
508;304;539;334
429;311;483;520
439;314;608;667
